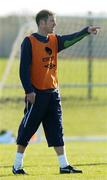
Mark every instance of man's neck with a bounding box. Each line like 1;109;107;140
37;30;48;37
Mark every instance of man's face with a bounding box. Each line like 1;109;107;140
41;15;56;33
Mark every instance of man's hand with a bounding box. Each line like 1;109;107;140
88;26;100;34
26;92;36;104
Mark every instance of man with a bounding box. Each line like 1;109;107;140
12;10;100;175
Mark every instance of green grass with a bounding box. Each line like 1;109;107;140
1;142;107;179
1;58;107;179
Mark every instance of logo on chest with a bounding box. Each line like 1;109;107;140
42;47;56;69
42;56;56;69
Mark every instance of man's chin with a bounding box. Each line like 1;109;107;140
51;31;54;33
49;29;54;33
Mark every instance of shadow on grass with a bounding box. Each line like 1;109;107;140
1;162;107;169
62;95;107;107
74;162;107;167
0;174;20;178
1;95;107;107
1;163;107;177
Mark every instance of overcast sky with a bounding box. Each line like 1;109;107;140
0;0;107;16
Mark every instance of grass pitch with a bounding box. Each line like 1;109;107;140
1;142;107;179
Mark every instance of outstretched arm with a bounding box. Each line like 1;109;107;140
57;26;100;52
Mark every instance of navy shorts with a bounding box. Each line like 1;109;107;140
17;89;64;147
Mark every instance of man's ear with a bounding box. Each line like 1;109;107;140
40;19;46;26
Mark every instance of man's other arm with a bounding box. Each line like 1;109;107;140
20;37;34;94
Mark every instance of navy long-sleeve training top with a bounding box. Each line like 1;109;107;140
20;27;89;93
